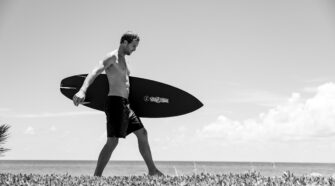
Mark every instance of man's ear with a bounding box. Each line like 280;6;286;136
121;40;128;46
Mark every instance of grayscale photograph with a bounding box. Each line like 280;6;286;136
1;0;335;185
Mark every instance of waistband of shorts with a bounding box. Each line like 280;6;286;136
107;96;129;103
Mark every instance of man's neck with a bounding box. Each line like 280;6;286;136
118;46;126;58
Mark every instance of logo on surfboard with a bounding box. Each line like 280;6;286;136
144;96;169;104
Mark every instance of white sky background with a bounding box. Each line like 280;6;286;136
1;0;335;163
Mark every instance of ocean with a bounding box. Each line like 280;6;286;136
0;160;334;177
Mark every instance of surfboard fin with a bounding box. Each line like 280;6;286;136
60;87;77;90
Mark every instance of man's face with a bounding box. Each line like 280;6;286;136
125;39;139;55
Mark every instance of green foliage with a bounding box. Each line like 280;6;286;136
0;124;10;156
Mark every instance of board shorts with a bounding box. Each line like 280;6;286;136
104;96;144;138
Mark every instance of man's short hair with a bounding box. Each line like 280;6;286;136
120;31;140;44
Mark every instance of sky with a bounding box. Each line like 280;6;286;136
1;0;335;163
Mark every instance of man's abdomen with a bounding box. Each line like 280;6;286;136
107;76;130;99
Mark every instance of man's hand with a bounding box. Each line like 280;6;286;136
73;89;86;106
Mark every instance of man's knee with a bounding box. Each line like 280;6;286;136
135;128;148;138
141;128;148;136
106;137;119;146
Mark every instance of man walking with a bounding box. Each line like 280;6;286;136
73;32;163;177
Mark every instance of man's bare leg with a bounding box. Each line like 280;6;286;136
134;128;163;176
94;137;119;176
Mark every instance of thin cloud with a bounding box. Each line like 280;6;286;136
302;77;333;84
302;86;318;93
228;89;287;107
50;125;57;132
24;126;35;135
10;111;102;118
98;132;107;143
0;108;11;117
0;108;11;112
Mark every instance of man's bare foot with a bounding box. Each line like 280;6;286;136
149;169;164;176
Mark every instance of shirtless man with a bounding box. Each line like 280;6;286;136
72;32;163;177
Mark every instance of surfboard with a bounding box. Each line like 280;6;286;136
60;74;203;118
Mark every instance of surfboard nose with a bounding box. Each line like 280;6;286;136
195;99;204;110
129;77;204;118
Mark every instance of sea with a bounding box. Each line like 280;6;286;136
0;160;335;177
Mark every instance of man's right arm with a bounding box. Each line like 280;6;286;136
73;55;116;106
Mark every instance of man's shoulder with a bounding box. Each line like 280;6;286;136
105;50;118;59
105;50;118;61
99;50;118;67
